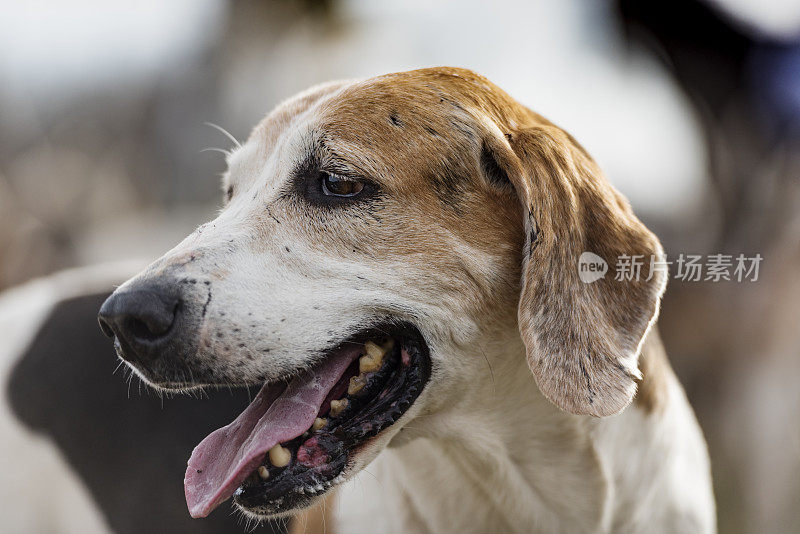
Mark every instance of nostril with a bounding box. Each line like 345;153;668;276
98;288;180;349
125;313;172;341
98;316;115;339
125;299;178;343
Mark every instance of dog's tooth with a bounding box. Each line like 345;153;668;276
257;466;270;480
365;340;386;359
359;354;381;374
312;417;327;431
329;399;348;417
268;444;291;467
348;374;367;395
360;342;386;373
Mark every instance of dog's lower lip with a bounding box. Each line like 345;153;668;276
154;382;204;391
231;323;431;517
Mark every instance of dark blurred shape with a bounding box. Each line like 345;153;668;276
618;0;800;250
617;2;800;533
748;43;800;138
8;293;281;533
619;0;751;123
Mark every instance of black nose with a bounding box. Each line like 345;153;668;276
98;287;180;364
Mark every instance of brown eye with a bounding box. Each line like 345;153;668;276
320;172;364;197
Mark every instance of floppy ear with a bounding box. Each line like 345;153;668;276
487;125;667;417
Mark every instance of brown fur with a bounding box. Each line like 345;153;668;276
503;125;667;416
305;67;668;417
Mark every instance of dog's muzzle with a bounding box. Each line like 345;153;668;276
97;280;199;382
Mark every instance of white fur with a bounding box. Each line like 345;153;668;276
332;330;716;534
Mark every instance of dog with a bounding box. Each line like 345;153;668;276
97;67;716;533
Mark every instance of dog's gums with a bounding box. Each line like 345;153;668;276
184;323;431;518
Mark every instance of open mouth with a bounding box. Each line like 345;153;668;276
184;322;431;518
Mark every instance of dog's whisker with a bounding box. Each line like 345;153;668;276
478;346;496;398
362;467;387;493
199;147;232;157
204;121;242;149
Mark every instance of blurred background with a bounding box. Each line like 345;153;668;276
0;0;798;532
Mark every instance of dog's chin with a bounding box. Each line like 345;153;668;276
115;355;206;394
234;413;415;520
180;321;432;519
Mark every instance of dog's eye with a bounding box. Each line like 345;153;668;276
320;172;364;197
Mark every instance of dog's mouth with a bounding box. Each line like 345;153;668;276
184;322;431;518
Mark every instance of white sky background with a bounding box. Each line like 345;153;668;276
0;0;225;99
0;0;711;218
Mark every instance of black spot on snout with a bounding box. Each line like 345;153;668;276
389;114;403;127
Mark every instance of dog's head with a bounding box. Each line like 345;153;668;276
98;68;666;519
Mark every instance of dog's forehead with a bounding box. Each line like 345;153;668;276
316;73;491;150
256;71;498;160
305;73;502;194
227;68;537;209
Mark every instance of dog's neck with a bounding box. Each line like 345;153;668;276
338;326;612;534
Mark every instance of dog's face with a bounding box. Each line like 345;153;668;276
98;68;666;520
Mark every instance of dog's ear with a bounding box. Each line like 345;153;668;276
484;125;667;417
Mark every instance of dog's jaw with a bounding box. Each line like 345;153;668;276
332;324;610;534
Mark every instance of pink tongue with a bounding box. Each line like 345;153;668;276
184;347;361;518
